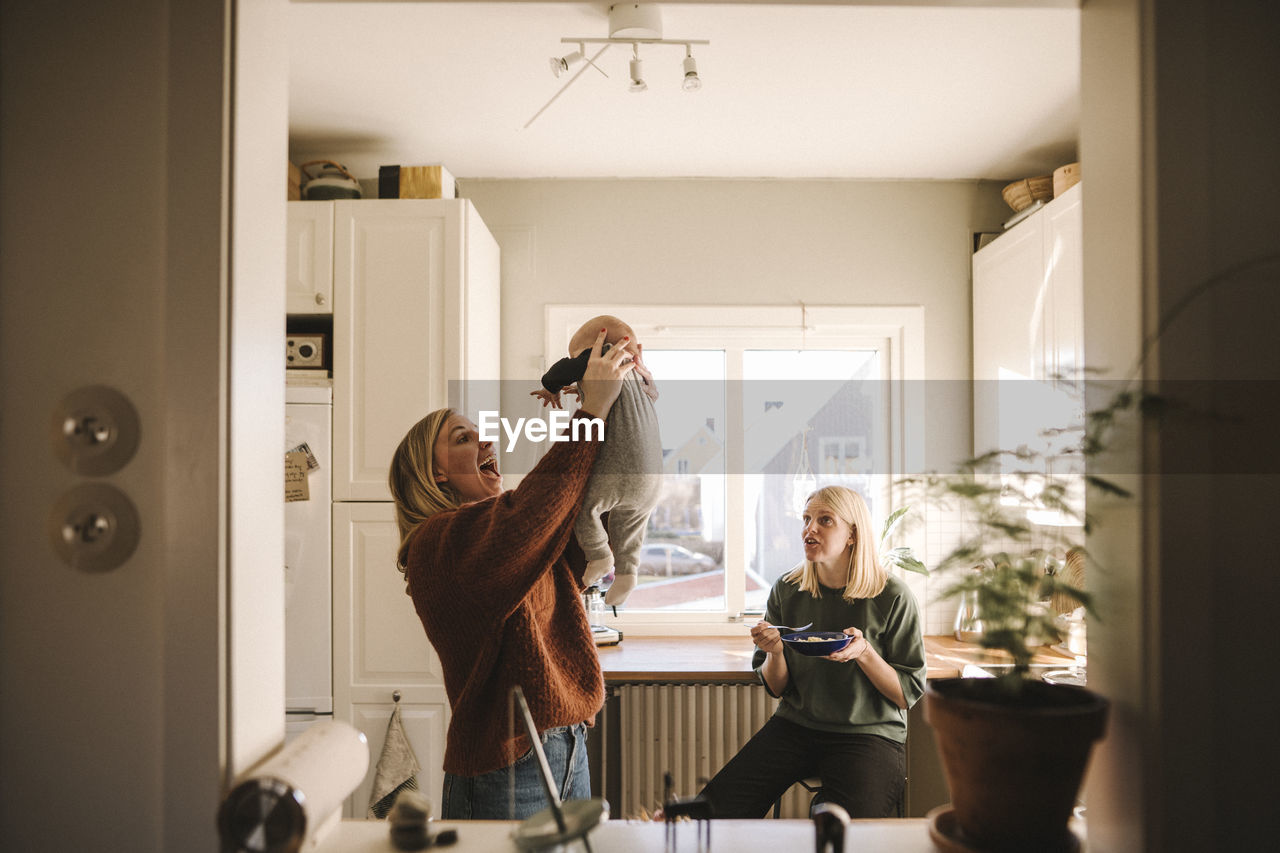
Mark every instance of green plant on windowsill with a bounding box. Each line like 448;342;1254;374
878;504;929;577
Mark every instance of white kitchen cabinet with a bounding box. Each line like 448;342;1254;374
346;699;448;819
1042;185;1084;385
331;199;501;501
333;502;450;818
972;183;1083;458
286;201;334;314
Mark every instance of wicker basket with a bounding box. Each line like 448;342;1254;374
1001;175;1054;212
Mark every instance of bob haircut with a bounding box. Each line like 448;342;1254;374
784;485;886;602
388;407;464;570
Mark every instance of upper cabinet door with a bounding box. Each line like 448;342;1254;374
286;201;334;314
333;201;452;501
972;213;1045;457
455;202;502;417
971;184;1084;459
331;200;500;501
1043;183;1084;387
973;215;1045;383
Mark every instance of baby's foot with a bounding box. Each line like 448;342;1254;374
604;574;636;606
584;556;614;586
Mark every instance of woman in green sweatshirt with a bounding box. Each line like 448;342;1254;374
698;485;927;819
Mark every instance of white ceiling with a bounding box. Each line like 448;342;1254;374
288;2;1081;182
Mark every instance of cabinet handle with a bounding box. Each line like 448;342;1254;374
315;293;326;306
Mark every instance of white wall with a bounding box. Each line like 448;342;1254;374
0;1;288;850
229;0;290;782
462;178;1005;458
460;178;1008;633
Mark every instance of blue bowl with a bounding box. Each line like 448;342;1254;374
782;631;852;656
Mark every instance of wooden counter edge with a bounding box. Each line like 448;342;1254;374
595;634;1081;683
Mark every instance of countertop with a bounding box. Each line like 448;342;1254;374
596;634;1081;682
314;817;942;852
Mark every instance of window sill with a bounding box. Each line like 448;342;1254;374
596;635;1082;683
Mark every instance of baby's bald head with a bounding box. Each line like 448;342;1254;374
569;314;636;356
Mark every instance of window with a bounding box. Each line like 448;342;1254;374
545;306;924;632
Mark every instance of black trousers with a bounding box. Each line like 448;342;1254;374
697;715;905;819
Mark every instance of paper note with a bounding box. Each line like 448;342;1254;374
287;442;320;472
285;452;310;502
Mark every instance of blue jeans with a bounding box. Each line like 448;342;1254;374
440;723;591;820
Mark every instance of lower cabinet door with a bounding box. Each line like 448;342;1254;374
334;501;450;817
345;698;449;819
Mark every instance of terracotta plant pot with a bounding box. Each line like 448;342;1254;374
924;678;1109;852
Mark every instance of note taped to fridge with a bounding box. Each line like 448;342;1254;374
285;452;310;502
288;441;320;472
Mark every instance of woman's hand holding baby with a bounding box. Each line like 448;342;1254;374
632;342;659;402
576;328;634;420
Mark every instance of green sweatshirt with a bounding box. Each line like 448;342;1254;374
753;572;926;743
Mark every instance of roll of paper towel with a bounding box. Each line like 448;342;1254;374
218;720;369;852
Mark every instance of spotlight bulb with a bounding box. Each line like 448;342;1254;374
629;57;647;92
549;50;583;78
682;55;701;92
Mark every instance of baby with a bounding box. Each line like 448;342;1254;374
532;315;662;606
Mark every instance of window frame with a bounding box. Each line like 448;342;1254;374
544;304;925;636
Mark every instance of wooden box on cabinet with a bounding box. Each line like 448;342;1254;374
331;199;500;501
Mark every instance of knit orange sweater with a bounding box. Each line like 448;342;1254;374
403;411;606;776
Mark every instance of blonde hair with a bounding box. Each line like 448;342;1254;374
568;314;636;357
784;485;886;602
388;407;463;570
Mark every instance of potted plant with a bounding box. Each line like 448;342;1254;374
899;388;1151;852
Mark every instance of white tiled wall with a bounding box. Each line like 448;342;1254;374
920;501;972;634
886;501;964;636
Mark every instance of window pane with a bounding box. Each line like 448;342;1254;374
742;350;883;611
622;350;725;612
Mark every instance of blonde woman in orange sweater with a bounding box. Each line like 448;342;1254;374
387;328;632;820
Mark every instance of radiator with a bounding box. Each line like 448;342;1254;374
612;683;813;820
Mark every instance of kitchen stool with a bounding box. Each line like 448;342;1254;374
771;775;906;818
772;776;823;818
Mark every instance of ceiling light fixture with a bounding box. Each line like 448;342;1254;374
525;4;709;126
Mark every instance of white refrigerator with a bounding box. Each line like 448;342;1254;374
285;383;333;739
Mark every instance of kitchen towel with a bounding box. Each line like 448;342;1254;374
367;702;421;819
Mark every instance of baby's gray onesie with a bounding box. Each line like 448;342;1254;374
575;372;662;605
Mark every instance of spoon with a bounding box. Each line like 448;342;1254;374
751;621;813;634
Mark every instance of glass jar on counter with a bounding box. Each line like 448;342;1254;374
953;588;984;643
584;585;605;625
